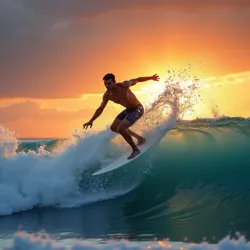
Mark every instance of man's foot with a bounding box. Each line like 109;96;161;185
137;137;146;146
127;149;141;160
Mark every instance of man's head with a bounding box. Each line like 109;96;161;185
103;73;116;90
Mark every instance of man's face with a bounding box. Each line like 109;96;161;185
104;79;116;90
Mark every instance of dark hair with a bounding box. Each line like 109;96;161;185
103;73;115;82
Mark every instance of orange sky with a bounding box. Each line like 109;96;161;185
0;0;249;138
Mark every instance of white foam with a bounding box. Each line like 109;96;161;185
0;125;128;216
2;231;250;250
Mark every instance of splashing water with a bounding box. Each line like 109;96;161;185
0;65;203;216
0;125;18;158
131;65;203;134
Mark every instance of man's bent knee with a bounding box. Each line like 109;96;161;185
117;124;127;134
110;125;118;133
117;125;122;133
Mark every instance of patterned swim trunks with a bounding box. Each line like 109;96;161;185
116;105;144;125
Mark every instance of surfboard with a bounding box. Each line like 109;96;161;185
92;117;176;176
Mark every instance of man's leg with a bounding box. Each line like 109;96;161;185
117;119;141;159
125;105;146;147
110;118;123;133
127;129;146;146
110;119;145;145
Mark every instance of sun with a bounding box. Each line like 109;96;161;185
138;81;166;105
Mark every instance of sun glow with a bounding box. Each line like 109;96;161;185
138;78;206;121
139;81;166;105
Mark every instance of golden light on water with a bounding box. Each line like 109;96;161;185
147;240;185;249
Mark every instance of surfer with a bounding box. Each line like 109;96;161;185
83;73;160;159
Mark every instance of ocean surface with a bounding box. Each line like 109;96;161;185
0;117;250;249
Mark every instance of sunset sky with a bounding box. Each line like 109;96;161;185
0;0;249;138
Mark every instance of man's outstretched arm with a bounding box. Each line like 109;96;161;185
119;74;159;88
83;93;109;129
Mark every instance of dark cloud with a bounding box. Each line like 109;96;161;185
0;100;92;122
19;0;250;17
0;0;249;98
0;0;90;98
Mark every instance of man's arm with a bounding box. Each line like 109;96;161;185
119;74;159;88
83;93;109;129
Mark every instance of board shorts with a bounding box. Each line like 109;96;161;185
116;105;144;125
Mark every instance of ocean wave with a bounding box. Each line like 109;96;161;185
0;65;249;217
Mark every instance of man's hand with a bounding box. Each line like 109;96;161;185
83;121;93;129
151;74;160;81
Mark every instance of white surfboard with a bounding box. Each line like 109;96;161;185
92;117;176;176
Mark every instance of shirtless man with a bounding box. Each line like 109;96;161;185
83;73;159;159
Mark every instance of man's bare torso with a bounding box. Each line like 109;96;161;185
105;84;141;108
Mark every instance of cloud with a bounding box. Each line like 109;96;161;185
0;100;92;122
203;71;250;87
219;71;250;85
0;0;89;98
19;0;250;18
0;0;249;98
80;93;103;100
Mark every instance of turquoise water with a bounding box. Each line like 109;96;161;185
0;117;250;249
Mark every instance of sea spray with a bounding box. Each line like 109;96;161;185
0;125;18;158
0;128;127;215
